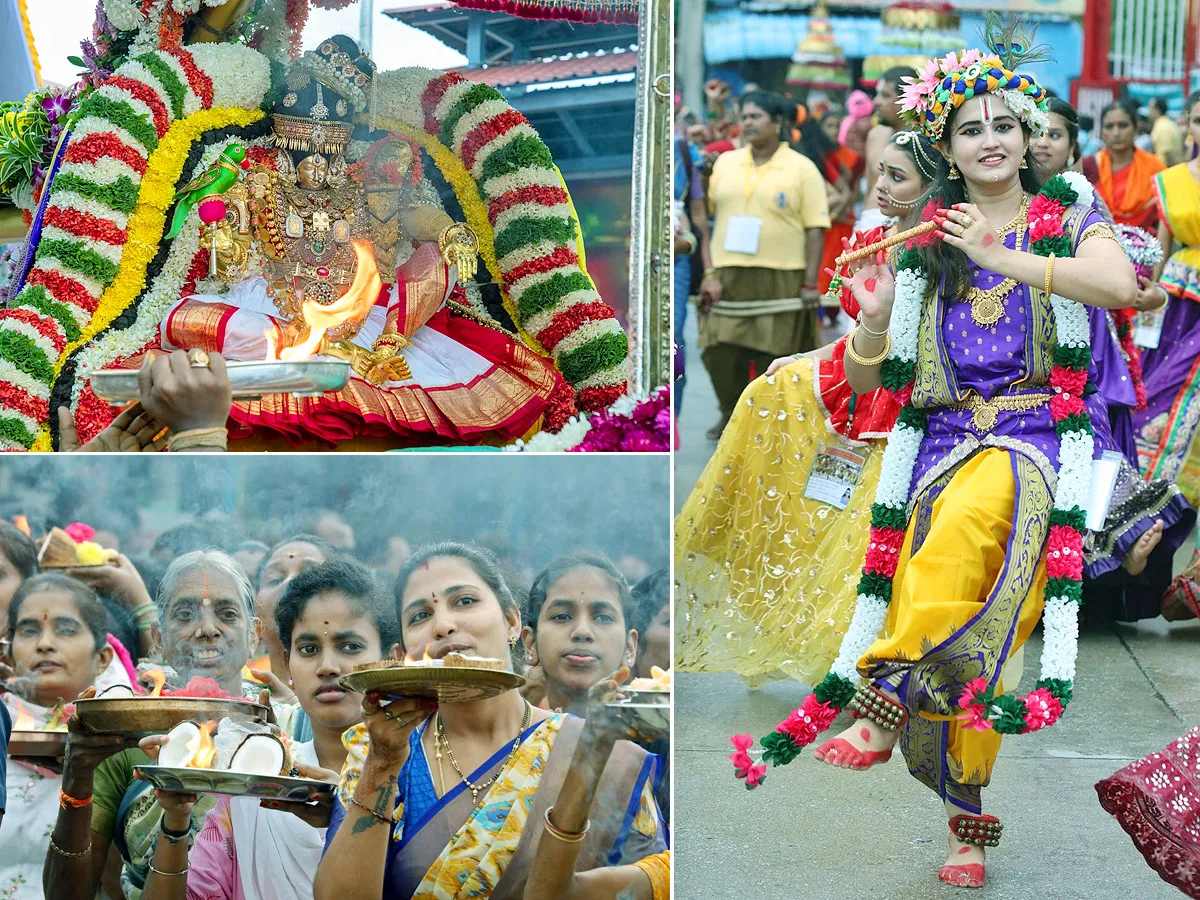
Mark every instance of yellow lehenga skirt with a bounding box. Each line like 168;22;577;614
674;359;882;685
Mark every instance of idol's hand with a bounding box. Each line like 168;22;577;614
439;224;479;284
938;203;1005;271
848;250;895;332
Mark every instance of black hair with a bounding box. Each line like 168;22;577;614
740;90;794;140
1079;114;1095;132
885;131;948;196
255;534;339;591
525;553;635;637
100;596;137;661
1098;100;1140;133
1045;97;1082;166
630;568;668;638
920;103;1046;299
393;542;520;662
275;557;399;657
793;118;836;171
1149;97;1168;117
879;66;916;91
8;573;108;651
0;521;37;580
1185;91;1200;120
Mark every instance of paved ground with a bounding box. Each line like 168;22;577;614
672;309;1198;899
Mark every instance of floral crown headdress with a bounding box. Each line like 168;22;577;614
898;14;1052;142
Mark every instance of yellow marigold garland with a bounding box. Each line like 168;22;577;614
30;105;263;450
16;0;40;86
372;115;549;357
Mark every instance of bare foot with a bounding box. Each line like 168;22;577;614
812;718;898;770
1123;519;1164;576
938;832;986;889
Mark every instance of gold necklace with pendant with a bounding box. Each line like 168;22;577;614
966;195;1031;328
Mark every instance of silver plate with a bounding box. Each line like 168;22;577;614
134;765;334;803
89;360;352;403
605;689;669;740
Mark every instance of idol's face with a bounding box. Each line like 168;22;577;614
297;154;329;189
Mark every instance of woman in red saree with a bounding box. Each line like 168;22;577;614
1084;100;1166;230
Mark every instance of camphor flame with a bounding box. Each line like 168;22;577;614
11;516;29;537
262;240;381;362
144;669;167;698
10;696;36;730
401;645;434;666
185;721;218;769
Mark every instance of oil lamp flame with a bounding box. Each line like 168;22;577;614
185;721;218;769
10;697;36;730
144;669;167;698
262;240;380;362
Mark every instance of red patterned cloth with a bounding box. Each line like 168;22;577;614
1096;726;1200;898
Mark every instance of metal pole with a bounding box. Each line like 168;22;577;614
626;0;672;395
359;0;374;57
678;0;705;119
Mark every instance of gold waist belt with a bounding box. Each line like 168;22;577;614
949;391;1051;433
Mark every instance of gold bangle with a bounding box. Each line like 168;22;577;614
1044;253;1056;297
544;806;590;844
167;427;228;453
148;863;190;877
48;835;91;859
844;328;891;367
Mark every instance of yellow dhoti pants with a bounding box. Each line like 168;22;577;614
859;448;1051;809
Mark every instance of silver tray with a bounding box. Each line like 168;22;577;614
134;764;335;803
605;689;669;740
89;360;351;403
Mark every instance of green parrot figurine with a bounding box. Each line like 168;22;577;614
164;143;248;240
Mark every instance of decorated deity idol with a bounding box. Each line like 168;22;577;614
155;35;569;448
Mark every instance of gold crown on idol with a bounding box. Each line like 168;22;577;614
270;115;354;156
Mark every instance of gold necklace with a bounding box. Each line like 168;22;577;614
967;195;1031;327
435;701;532;807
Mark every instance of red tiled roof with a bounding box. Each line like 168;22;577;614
459;51;637;87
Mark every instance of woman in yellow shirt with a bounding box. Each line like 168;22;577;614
698;90;831;439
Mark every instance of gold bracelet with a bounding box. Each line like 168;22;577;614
844;328;891;367
544;806;590;844
167;427;228;453
1044;252;1056;297
148;863;190;877
48;835;91;859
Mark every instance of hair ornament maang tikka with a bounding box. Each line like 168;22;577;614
896;13;1052;142
891;131;939;182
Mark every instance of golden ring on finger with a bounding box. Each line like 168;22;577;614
960;214;974;228
188;349;211;369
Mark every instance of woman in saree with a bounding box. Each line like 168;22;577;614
675;129;942;688
521;668;668;900
1133;91;1200;507
138;557;397;900
1;574;138;899
313;542;665;900
799;42;1141;889
43;551;261;900
1083;100;1166;231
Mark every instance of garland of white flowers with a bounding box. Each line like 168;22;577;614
731;173;1095;788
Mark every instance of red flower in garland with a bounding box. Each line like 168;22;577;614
1021;687;1063;732
865;526;906;578
744;764;767;789
1046;524;1084;580
64;522;95;543
1028;195;1065;229
1049;392;1086;420
1052;367;1087;397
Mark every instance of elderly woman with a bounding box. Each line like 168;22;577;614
313;542;665;899
42;550;259;900
1;575;137;899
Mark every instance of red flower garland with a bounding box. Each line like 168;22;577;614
487;185;571;220
0;383;49;424
507;246;579;285
460;109;530;171
107;75;172;136
27;268;99;313
164;48;213;110
534;299;615;351
1111;308;1148;410
44;206;128;247
2;308;68;353
63;133;148;174
420;73;468;136
577;383;626;412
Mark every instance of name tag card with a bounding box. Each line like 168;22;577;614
724;215;762;255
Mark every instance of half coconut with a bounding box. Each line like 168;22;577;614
228;733;289;776
159;721;204;768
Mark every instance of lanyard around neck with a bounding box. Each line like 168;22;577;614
743;146;778;199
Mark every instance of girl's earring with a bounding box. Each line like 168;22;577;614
948;161;961;180
1020;155;1029;169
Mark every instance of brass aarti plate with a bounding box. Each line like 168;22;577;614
338;665;524;703
135;765;334;804
8;729;68;757
74;697;272;737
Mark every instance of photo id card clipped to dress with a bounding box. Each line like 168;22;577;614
1135;307;1166;349
804;444;867;510
724;215;762;255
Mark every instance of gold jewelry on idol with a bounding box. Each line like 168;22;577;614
844;328;892;367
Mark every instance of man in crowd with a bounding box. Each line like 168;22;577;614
857;67;914;232
1150;97;1184;166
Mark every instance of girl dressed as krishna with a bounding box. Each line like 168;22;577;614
727;19;1149;890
